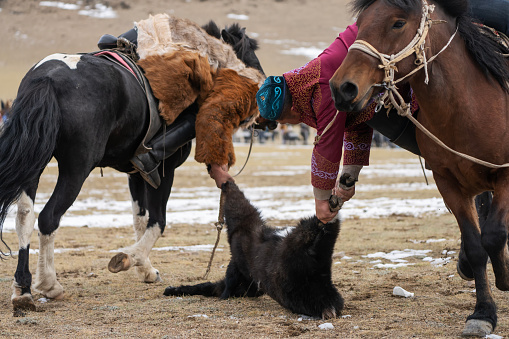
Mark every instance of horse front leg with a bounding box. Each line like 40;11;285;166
108;173;163;283
481;182;509;291
11;191;37;313
457;191;493;281
434;175;495;336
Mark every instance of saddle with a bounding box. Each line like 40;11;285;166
95;29;163;157
97;28;139;61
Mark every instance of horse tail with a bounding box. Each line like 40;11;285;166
0;76;61;255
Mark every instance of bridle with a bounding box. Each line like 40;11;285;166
345;0;509;169
349;0;456;117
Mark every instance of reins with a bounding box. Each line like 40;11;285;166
351;0;509;169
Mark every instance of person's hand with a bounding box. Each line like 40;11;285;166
208;163;234;188
333;184;356;203
315;198;338;224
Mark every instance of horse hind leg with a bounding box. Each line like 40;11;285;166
33;162;90;300
11;189;38;313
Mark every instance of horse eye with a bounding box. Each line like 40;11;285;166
392;20;406;29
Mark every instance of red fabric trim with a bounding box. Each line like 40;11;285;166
94;51;138;79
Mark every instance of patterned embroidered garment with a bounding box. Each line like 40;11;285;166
283;24;374;191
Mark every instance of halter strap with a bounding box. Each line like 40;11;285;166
348;0;458;117
348;0;509;169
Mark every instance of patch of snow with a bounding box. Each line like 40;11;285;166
227;13;249;20
78;4;117;19
39;1;80;10
281;47;323;59
364;249;432;261
318;323;334;330
393;286;414;298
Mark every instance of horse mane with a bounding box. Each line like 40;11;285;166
201;20;222;39
222;23;259;60
350;0;509;92
202;21;263;74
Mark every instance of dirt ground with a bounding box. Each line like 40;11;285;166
0;145;508;338
1;1;509;338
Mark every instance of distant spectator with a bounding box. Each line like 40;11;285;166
300;123;310;145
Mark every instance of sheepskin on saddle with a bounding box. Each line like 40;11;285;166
135;14;265;167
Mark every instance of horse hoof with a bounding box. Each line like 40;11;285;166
150;270;163;283
12;294;36;312
462;319;493;337
457;262;474;281
136;267;162;283
51;291;65;300
108;253;132;273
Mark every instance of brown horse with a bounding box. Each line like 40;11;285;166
330;0;509;336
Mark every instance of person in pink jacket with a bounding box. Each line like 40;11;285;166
256;24;376;223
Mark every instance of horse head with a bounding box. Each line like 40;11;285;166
330;0;508;113
330;0;430;113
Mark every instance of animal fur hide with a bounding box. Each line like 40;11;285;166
194;68;260;167
164;181;344;319
135;13;265;166
137;49;215;125
136;13;265;84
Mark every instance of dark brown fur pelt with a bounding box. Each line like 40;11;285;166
137;49;215;125
194;68;259;167
164;181;344;319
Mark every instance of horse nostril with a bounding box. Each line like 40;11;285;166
339;82;358;102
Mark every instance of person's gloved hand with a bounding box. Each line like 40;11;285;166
208;163;234;188
332;165;362;202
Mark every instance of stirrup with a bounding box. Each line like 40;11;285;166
130;156;161;189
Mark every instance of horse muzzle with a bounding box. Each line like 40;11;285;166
330;80;369;112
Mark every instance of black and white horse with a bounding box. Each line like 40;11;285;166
0;21;264;312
